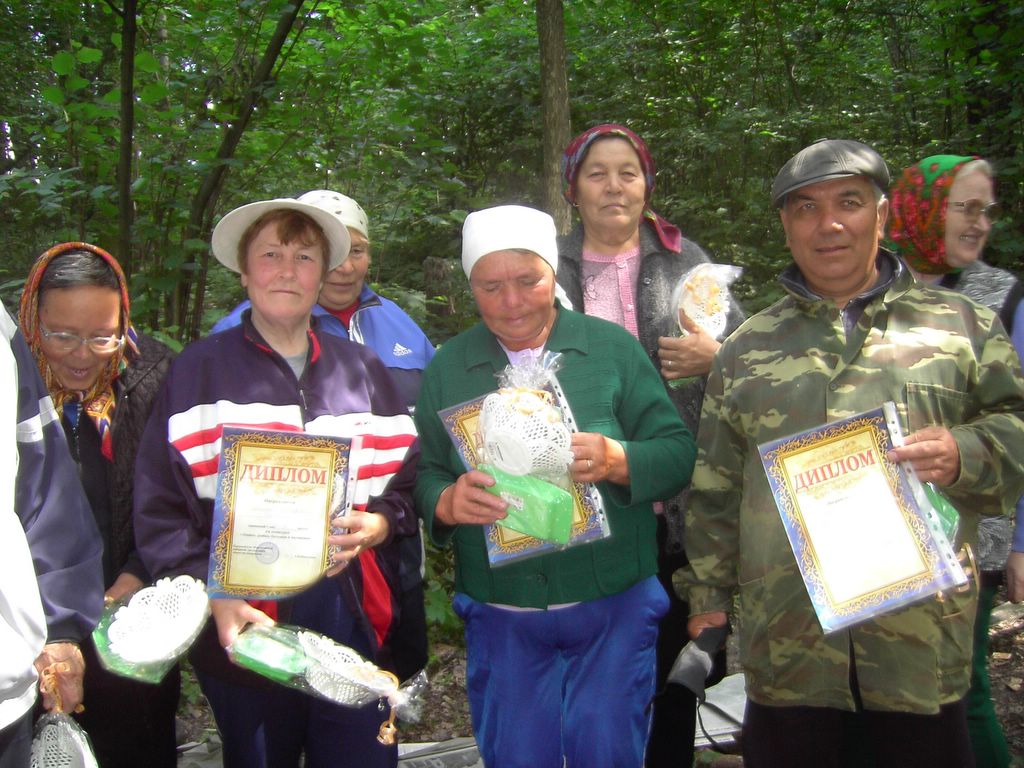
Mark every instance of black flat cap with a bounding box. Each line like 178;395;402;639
771;139;890;208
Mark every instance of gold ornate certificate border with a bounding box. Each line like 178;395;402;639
761;413;941;624
210;429;349;599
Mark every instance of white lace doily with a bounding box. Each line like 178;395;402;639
673;263;730;339
298;631;397;706
107;575;209;663
479;389;572;479
30;715;98;768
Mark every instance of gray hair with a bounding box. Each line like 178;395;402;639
956;158;994;180
39;249;119;293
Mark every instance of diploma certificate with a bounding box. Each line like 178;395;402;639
758;405;966;633
439;391;609;567
208;428;353;599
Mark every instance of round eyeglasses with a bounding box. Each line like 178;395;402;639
949;199;1001;222
40;327;124;354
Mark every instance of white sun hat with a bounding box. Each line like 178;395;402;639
297;190;370;240
461;205;558;280
211;198;352;273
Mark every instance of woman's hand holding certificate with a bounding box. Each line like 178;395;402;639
325;510;391;577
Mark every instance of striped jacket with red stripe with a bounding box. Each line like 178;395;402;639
133;314;418;682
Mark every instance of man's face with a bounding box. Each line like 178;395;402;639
780;176;889;305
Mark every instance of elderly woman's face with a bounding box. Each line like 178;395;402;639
470;250;558;352
38;285;121;391
575;137;647;238
944;169;994;269
241;220;324;329
318;227;370;311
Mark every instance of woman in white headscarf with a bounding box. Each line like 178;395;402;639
414;205;695;768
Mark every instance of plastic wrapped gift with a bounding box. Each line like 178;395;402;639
92;575;210;683
479;463;573;545
477;354;576;544
230;624;426;745
30;713;98;768
670;263;742;340
667;263;743;388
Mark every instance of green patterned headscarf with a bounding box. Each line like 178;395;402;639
888;154;976;275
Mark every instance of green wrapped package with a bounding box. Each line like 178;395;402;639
91;575;209;684
922;482;961;546
230;624;310;683
480;463;574;545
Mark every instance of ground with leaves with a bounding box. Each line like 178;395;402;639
176;606;1024;765
987;600;1024;766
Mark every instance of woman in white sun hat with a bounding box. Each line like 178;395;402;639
211;190;435;411
210;190;435;683
134;197;419;768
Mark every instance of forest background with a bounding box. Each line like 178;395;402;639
1;0;1022;636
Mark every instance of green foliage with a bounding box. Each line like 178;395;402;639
2;0;1023;639
423;541;462;645
3;0;1021;334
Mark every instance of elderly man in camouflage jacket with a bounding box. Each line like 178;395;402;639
678;139;1024;767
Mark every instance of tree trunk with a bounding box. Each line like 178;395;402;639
116;0;137;277
177;0;307;340
536;0;572;235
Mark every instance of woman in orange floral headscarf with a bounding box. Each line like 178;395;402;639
19;243;180;768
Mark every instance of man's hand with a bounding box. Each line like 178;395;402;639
687;611;728;641
104;571;145;604
34;642;85;713
887;425;961;487
327;510;391;575
210;598;274;649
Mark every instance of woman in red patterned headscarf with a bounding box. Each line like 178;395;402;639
557;124;745;768
889;155;1020;768
19;242;179;768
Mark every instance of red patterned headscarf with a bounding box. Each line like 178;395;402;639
888;155;977;275
561;123;683;253
19;242;139;460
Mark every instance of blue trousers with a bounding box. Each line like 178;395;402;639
193;668;269;768
454;575;669;768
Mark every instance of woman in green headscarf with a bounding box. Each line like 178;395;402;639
889;154;1022;768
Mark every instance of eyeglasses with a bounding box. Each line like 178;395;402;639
40;327;124;354
949;199;1001;222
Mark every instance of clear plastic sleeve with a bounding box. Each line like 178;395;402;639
30;712;98;768
229;623;427;744
669;263;743;340
476;352;576;544
91;575;210;684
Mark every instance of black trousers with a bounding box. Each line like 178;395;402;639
74;636;181;768
646;516;727;768
742;696;975;768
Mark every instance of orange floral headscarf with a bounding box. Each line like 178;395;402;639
19;242;139;460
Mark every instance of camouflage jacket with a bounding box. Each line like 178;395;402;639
680;250;1024;714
